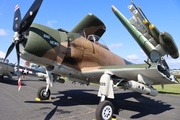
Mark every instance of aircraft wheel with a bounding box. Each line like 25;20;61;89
37;86;51;100
95;100;113;120
0;75;4;79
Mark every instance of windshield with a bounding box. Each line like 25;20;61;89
87;34;109;50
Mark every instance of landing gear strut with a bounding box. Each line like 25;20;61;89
96;71;116;120
37;70;53;100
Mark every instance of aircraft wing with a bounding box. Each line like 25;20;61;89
82;63;178;85
71;13;106;39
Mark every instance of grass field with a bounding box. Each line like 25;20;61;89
153;79;180;95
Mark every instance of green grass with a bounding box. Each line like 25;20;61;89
153;79;180;95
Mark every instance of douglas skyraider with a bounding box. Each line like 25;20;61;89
3;0;179;120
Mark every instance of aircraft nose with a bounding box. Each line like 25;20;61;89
22;23;68;65
24;23;61;57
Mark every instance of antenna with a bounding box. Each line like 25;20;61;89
138;6;150;23
131;1;145;20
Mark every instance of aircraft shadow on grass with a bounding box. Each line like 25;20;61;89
24;89;174;119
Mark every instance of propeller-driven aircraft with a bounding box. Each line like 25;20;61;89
3;0;179;119
17;62;46;77
0;58;14;79
0;58;46;80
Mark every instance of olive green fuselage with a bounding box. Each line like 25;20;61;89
20;23;130;82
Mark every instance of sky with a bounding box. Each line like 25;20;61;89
0;0;180;69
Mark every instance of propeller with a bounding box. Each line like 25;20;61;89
4;0;43;90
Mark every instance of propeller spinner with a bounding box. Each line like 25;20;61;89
4;0;43;90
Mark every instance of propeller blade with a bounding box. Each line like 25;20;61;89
18;77;21;91
15;43;22;91
13;5;21;32
4;42;15;62
19;0;43;34
15;43;20;78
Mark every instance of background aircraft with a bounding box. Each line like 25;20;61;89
0;57;46;80
3;0;179;120
16;61;46;77
0;58;14;79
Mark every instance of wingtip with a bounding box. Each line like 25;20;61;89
111;5;116;12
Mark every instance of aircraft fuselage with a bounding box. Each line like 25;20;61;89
20;23;130;83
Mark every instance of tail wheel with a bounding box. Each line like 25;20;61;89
96;100;113;120
37;86;51;100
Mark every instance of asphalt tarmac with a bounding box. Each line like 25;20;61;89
0;76;180;120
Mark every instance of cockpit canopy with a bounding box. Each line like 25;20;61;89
70;13;109;50
71;13;106;40
87;34;100;42
86;34;109;50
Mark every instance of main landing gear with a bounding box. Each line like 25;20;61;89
36;71;63;100
36;70;53;100
36;70;119;120
96;71;122;120
96;100;114;120
37;86;51;100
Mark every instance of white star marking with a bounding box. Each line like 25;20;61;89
23;69;28;74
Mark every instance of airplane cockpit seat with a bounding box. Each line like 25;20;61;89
87;34;109;50
87;34;100;42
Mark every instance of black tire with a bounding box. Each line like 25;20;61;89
96;100;114;120
0;75;4;79
37;86;51;100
